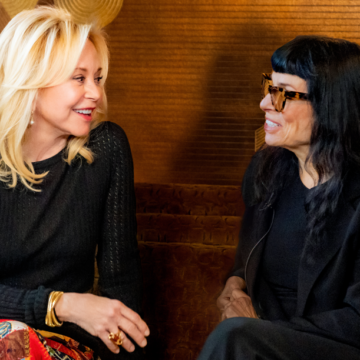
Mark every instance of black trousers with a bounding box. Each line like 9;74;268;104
197;317;360;360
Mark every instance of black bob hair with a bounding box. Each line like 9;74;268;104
254;35;360;247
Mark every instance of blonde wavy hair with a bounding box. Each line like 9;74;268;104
0;6;109;190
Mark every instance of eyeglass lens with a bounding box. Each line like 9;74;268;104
262;76;286;112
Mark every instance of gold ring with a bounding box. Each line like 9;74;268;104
109;331;123;346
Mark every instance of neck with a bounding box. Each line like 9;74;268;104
23;123;68;163
291;146;319;189
298;158;318;189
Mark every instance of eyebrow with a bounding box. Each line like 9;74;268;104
74;67;102;73
277;82;294;88
276;82;299;92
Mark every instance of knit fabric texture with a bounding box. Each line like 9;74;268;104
0;121;142;358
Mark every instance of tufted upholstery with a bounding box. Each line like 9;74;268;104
136;184;242;360
94;183;243;359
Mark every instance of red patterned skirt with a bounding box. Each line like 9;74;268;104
0;320;95;360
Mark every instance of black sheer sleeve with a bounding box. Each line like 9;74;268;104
96;122;142;315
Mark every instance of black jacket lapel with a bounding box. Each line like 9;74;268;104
297;168;360;315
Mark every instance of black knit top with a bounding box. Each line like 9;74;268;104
262;172;308;319
0;121;142;359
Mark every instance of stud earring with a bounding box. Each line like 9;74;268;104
30;111;34;125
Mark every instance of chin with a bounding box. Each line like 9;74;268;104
69;123;92;137
265;134;282;147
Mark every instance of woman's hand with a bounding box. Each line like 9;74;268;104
217;276;257;320
217;276;247;311
221;289;258;320
55;293;150;354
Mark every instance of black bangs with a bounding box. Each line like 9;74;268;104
271;36;320;80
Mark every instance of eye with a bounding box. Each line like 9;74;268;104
95;76;103;84
74;76;85;83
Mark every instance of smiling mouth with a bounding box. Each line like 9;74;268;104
265;119;280;127
73;108;94;115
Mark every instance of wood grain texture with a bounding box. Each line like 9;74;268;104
105;0;360;185
0;2;10;32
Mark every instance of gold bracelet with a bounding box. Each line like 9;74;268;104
45;291;64;327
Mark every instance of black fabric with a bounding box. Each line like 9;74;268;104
0;121;143;359
198;317;360;360
203;152;360;359
262;173;308;318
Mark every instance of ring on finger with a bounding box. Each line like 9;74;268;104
109;330;124;346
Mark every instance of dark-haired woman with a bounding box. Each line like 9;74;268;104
198;35;360;360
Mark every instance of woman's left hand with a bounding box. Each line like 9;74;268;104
221;289;258;320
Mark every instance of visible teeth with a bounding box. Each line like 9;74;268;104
75;109;92;115
266;119;279;127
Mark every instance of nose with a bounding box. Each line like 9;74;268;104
260;93;274;112
85;79;101;102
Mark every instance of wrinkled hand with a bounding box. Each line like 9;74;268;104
55;293;149;354
217;276;257;320
217;276;247;311
221;289;257;320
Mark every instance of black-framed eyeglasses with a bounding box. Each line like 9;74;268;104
261;73;309;112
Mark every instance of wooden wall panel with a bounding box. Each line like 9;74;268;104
105;0;360;186
0;1;359;185
0;2;10;32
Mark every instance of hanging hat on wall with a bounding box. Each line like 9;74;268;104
0;0;38;18
0;0;123;27
54;0;124;27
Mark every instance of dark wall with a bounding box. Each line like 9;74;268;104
105;0;359;186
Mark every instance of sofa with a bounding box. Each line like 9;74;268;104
136;183;243;360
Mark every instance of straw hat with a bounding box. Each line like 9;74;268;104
54;0;123;27
0;0;123;27
1;0;38;18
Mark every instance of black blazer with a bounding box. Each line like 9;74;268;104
231;155;360;350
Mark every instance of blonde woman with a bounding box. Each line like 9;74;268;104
0;6;148;360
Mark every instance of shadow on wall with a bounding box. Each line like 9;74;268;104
139;24;284;360
171;23;282;186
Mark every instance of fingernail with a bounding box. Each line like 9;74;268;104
145;329;150;336
116;348;120;354
129;345;135;352
142;339;147;347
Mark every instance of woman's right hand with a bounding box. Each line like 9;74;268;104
55;293;150;354
217;276;257;320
